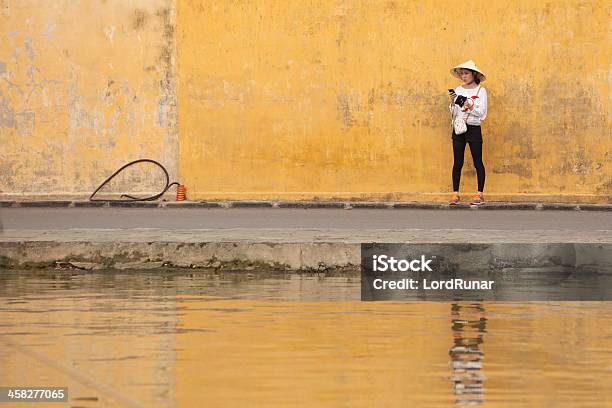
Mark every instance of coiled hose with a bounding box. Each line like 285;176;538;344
89;159;179;202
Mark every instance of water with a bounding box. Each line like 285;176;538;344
1;269;611;407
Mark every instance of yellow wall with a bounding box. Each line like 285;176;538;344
177;0;611;203
0;0;178;199
1;1;610;203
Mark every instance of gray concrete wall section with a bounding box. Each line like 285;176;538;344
1;208;611;272
1;241;611;273
0;241;359;271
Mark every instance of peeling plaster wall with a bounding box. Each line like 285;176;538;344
0;0;178;199
177;0;611;203
1;1;610;203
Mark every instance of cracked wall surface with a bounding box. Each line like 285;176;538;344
0;0;178;199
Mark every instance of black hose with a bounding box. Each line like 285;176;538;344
89;159;180;202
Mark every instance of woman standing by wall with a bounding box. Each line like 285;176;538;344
448;60;488;206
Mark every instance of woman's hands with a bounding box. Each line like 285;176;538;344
449;91;456;103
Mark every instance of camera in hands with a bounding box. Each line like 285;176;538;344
454;95;467;107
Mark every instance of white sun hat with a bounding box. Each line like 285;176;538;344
451;60;486;82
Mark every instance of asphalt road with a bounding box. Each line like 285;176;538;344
1;208;610;231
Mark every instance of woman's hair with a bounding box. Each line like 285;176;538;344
471;69;481;85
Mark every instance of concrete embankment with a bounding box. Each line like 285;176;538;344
2;240;612;274
1;207;611;272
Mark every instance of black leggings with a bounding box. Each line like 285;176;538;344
452;139;485;192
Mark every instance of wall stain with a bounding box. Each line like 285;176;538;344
492;161;533;178
336;92;358;129
15;110;34;135
556;145;593;187
596;176;612;195
154;6;177;132
0;91;16;128
103;79;115;104
132;9;148;30
540;79;606;134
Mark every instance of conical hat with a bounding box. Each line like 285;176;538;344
451;60;486;82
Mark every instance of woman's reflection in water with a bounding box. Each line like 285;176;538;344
449;302;487;405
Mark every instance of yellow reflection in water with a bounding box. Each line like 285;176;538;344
175;300;452;407
1;293;612;407
0;291;176;408
174;299;612;407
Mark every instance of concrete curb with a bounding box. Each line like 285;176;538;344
1;200;611;211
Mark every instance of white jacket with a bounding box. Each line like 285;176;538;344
449;85;488;126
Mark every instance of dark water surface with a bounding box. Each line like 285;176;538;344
1;269;611;407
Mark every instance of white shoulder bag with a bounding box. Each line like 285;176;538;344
451;85;481;135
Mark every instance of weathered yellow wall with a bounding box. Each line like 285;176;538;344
2;1;610;202
0;0;178;199
177;0;611;203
